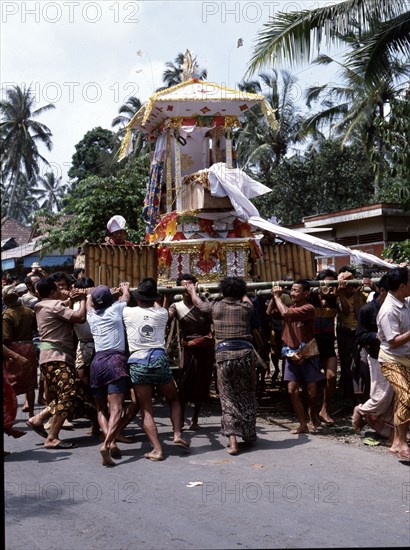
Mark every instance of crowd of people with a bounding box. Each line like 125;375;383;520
3;254;410;465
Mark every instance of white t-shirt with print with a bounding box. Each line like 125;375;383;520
123;305;168;360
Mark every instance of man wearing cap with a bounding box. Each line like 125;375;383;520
87;281;131;466
106;215;134;245
26;278;96;449
123;277;189;461
27;262;47;278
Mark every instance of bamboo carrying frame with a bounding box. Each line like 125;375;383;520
84;243;158;287
83;241;315;287
251;243;315;282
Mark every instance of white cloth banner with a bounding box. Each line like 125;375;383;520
208;163;272;219
248;216;396;269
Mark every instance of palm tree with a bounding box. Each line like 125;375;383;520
3;172;40;223
247;0;409;87
300;47;409;197
0;85;55;216
236;70;304;178
33;171;68;212
112;96;142;129
111;96;147;158
158;52;207;91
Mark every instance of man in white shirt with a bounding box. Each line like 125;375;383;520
123;278;189;461
377;266;410;461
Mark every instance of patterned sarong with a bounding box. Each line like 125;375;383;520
129;353;173;385
216;349;257;441
41;361;96;419
379;360;410;426
3;341;38;395
3;368;18;430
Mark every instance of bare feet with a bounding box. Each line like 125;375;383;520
115;433;137;444
319;411;334;424
44;440;77;449
173;437;190;448
100;448;116;466
109;445;122;458
189;422;199;431
307;422;320;432
227;435;239;455
144;450;164;461
290;425;309;434
227;445;239;455
352;406;364;433
308;414;321;430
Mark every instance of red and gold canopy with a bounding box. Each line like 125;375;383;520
119;79;277;158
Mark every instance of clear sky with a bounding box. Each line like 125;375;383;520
1;0;342;184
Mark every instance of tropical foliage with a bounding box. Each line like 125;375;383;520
236;70;304;178
1;85;55;220
32;171;68;212
382;239;410;263
112;96;148;159
252;139;376;225
157;52;207;91
246;0;409;206
67;126;122;188
35;156;149;253
247;0;410;87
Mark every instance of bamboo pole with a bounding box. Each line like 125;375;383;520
252;257;262;281
85;244;90;279
132;246;142;285
274;245;281;280
267;244;276;281
137;246;146;285
101;246;109;286
154;279;379;295
119;246;126;283
304;248;315;279
279;244;287;278
146;246;156;279
112;246;120;287
105;245;111;286
125;246;133;284
284;244;294;280
291;243;301;281
259;245;267;281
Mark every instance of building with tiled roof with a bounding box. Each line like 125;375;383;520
1;216;32;246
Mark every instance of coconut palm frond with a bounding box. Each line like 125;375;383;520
247;0;407;79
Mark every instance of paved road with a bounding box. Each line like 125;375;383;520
4;399;410;550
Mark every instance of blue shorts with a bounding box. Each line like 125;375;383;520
92;376;130;399
284;357;325;383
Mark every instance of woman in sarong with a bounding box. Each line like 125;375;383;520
3;345;28;454
2;285;38;417
186;276;257;455
169;274;215;430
